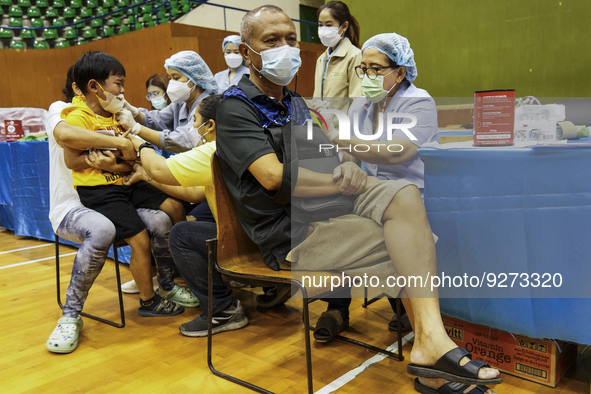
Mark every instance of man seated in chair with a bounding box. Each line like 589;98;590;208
182;5;502;394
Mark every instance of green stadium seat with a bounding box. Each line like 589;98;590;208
64;27;76;38
71;16;82;23
54;37;69;47
86;0;98;7
0;28;12;38
95;6;107;15
0;0;12;6
82;27;96;38
30;17;43;27
45;7;58;17
146;18;155;27
90;17;101;27
43;27;57;38
9;5;23;16
27;6;41;17
117;23;129;33
181;2;188;13
102;0;114;7
20;27;35;38
34;37;49;48
52;16;65;25
62;7;75;17
107;16;121;25
140;5;149;13
35;0;48;7
10;37;27;49
102;26;114;36
17;0;31;7
141;13;151;22
76;38;87;44
70;0;82;8
116;0;128;7
133;21;142;30
170;6;178;17
9;17;23;27
52;0;65;8
79;8;92;17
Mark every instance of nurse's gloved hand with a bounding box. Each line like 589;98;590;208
310;99;330;112
123;99;140;118
116;109;141;136
319;108;338;141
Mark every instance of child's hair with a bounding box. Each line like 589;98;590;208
62;65;76;103
198;94;222;122
318;1;361;48
73;51;126;94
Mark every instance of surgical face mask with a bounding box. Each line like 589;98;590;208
360;69;397;103
96;83;125;113
193;120;213;145
247;44;301;86
225;53;243;69
150;95;167;110
166;79;195;103
318;25;342;48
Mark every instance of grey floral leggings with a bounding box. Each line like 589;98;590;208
57;207;176;317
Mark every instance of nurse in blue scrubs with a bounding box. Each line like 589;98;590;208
214;35;250;94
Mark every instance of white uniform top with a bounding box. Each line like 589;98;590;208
214;65;250;94
46;101;83;232
348;80;440;189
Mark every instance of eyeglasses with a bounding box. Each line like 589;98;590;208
146;91;162;100
354;65;396;80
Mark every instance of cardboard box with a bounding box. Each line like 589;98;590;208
442;315;576;387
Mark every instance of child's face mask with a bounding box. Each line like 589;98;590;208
96;82;125;113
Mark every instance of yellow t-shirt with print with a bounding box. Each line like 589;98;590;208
61;97;127;187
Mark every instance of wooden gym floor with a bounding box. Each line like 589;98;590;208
0;227;589;394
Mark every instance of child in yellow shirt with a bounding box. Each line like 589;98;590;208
61;51;195;316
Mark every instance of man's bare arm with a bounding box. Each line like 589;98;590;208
54;121;136;160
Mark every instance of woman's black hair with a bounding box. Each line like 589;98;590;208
145;74;171;106
318;1;361;48
72;51;126;94
197;94;222;122
62;65;76;103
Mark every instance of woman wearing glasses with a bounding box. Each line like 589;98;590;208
145;74;171;110
318;32;440;342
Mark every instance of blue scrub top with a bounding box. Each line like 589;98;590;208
348;80;440;190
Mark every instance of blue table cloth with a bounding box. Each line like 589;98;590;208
0;141;131;263
419;145;591;344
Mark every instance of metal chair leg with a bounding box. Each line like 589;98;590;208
206;239;273;393
55;235;125;328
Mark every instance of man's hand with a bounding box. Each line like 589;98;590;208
333;161;367;195
124;163;150;185
118;137;137;161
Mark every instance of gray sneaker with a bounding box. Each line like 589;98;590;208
179;299;248;337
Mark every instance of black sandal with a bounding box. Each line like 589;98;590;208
414;378;492;394
313;310;349;343
407;347;502;385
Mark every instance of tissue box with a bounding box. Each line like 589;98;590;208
443;315;576;387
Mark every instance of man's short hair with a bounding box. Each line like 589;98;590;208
240;4;284;45
73;51;125;94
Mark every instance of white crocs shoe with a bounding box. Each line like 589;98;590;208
47;316;83;354
121;276;159;294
